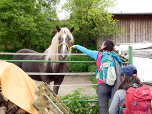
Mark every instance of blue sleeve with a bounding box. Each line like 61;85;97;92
75;45;98;60
113;55;123;67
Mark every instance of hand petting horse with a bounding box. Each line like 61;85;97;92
12;26;74;95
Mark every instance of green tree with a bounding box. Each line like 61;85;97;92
0;0;59;50
62;0;122;49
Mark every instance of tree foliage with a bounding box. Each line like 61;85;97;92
62;0;121;49
0;0;59;50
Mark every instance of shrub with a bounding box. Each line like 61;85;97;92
0;47;17;60
68;55;95;72
0;55;13;60
60;88;99;114
88;64;97;89
69;63;87;72
88;64;96;72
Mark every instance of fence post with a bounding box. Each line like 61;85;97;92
129;46;133;65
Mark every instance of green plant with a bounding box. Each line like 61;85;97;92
60;88;99;114
68;55;95;72
88;64;97;89
0;55;13;60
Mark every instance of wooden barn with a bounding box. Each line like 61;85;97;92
97;13;152;46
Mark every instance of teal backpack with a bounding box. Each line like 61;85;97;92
95;50;116;85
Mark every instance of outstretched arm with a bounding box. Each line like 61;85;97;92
71;45;98;60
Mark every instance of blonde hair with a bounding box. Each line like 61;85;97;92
43;27;74;72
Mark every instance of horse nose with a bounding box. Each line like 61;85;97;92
60;52;68;59
60;45;68;59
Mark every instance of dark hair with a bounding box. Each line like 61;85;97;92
118;75;143;90
99;39;116;52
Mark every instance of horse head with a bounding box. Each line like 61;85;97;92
54;26;74;60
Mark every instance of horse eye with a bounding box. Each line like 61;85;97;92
58;38;60;40
69;38;71;41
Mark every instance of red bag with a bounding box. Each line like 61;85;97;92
123;86;152;114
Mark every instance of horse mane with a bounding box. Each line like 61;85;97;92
44;27;74;72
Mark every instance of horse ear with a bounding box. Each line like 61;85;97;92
56;26;61;32
53;31;57;34
70;27;74;33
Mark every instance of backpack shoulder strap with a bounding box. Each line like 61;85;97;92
125;87;136;113
96;51;102;71
94;52;102;78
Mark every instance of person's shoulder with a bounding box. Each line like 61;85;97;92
117;89;126;92
114;90;126;101
116;89;126;95
110;51;117;55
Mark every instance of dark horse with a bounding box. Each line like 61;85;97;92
12;26;74;95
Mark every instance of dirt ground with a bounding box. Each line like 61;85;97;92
35;75;152;98
35;75;97;97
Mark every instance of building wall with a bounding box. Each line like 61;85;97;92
97;15;152;46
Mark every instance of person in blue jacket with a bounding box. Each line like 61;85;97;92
71;39;122;114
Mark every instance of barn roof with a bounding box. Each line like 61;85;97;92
111;12;152;16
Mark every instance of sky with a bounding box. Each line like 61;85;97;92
57;0;152;20
112;0;152;13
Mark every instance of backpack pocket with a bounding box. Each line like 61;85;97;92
106;66;116;85
102;62;110;67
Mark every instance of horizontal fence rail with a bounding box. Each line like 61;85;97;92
0;52;87;55
6;60;96;63
0;52;129;57
0;52;130;64
6;60;130;64
54;100;98;103
26;72;95;75
48;84;98;86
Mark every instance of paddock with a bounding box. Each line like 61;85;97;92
0;47;133;99
35;75;97;97
1;45;152;98
0;46;152;114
